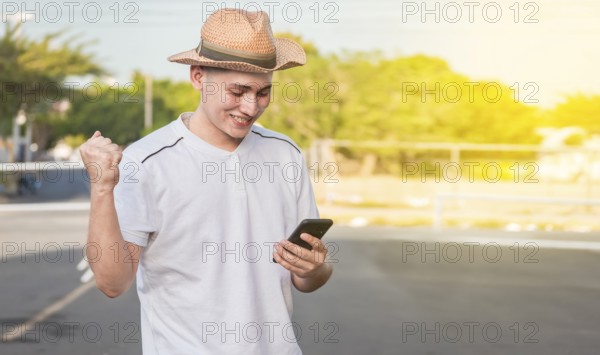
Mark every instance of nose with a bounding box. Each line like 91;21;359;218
239;93;260;117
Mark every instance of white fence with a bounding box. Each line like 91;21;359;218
433;193;600;230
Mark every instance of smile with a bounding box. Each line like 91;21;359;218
230;114;252;124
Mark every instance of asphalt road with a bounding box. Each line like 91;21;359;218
1;210;600;354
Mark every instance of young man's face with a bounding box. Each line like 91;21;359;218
194;66;273;143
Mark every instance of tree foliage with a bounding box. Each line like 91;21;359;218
8;29;597;153
0;23;104;140
546;94;600;134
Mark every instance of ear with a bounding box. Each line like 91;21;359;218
190;65;206;91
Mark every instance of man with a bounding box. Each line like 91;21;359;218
79;8;332;354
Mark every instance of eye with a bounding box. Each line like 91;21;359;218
230;91;243;97
258;90;270;97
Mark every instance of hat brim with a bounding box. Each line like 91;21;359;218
167;38;306;73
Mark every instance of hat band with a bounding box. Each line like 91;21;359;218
197;40;277;69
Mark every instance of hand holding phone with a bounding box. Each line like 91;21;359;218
273;218;333;263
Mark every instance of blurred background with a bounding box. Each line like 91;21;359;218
2;1;600;354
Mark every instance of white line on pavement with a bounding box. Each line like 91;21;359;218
1;280;96;343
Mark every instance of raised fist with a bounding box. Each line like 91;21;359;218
79;131;123;191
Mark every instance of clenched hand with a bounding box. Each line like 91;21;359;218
79;131;122;192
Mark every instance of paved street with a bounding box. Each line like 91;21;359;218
2;208;600;354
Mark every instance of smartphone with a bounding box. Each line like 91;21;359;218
273;218;334;263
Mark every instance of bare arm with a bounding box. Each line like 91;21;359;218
273;233;333;293
87;186;141;298
81;131;141;298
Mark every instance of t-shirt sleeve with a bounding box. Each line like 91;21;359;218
296;154;320;222
113;154;157;247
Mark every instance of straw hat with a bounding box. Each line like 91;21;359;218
168;8;306;73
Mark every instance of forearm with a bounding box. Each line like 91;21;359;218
292;262;333;293
87;187;136;297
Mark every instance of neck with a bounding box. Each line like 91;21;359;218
186;109;242;152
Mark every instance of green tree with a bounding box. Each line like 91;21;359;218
50;82;144;146
546;94;600;134
39;32;552;155
0;22;104;145
53;72;199;146
258;33;347;147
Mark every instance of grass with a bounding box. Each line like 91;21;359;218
323;209;600;231
315;173;600;231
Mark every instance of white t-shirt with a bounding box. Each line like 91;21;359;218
113;113;319;355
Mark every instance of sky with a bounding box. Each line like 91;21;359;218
4;0;600;107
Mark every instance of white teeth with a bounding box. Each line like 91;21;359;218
230;114;250;123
